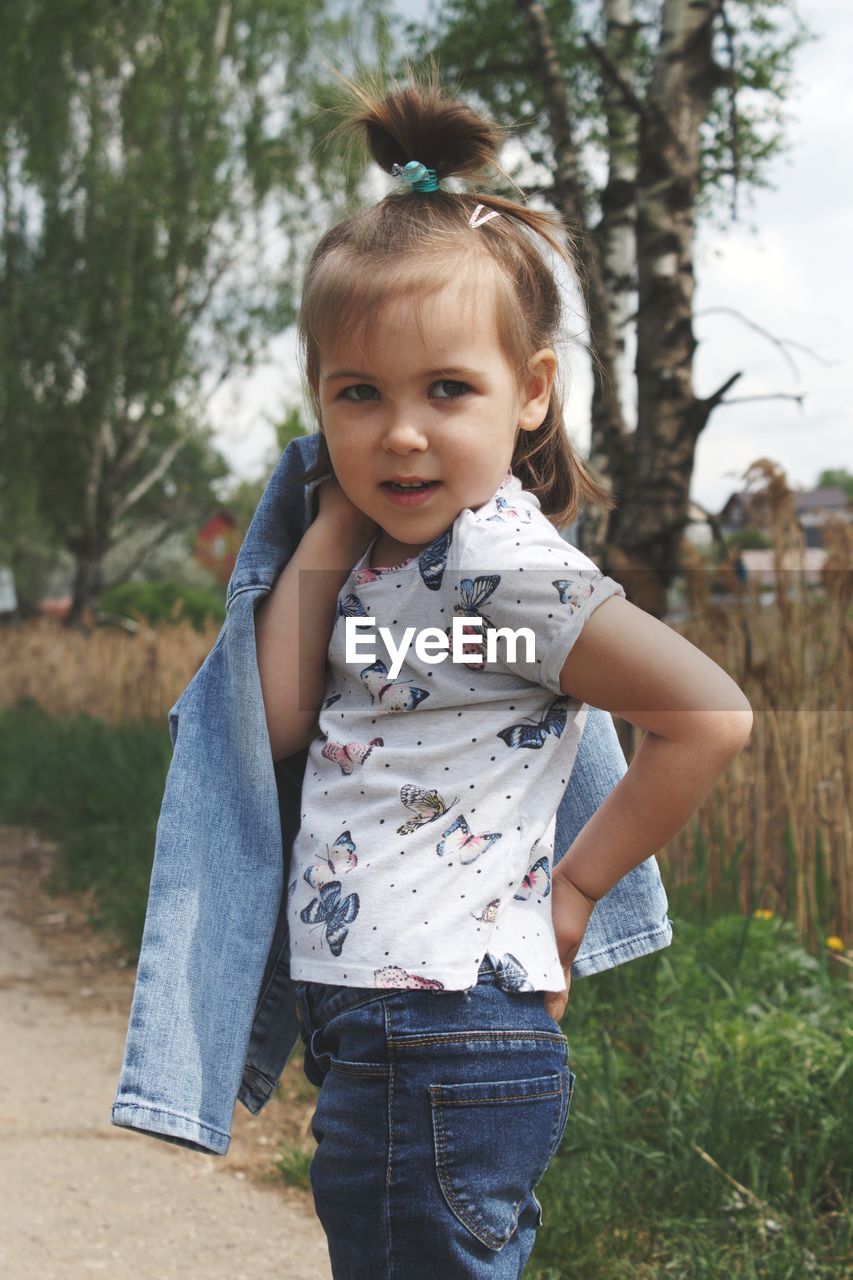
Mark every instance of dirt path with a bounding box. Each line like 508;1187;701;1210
0;825;332;1280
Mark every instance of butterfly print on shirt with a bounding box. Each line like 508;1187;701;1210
443;575;500;670
436;814;502;865
490;953;534;992
373;965;446;990
304;829;358;891
419;528;453;590
471;898;501;925
514;855;552;901
299;878;360;957
551;572;603;612
352;566;386;587
321;736;384;775
338;592;368;617
359;660;430;713
497;695;570;750
396;784;459;835
485;494;533;524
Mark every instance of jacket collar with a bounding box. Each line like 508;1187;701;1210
225;433;328;607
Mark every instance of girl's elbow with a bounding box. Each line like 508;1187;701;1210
719;698;754;753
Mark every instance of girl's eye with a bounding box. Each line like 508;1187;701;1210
339;380;471;403
340;384;378;402
432;379;470;399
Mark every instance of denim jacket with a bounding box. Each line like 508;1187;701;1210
110;433;672;1156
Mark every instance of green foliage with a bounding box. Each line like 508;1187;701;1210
274;1142;313;1192
698;0;814;228
0;0;370;606
99;578;225;631
0;699;173;949
397;0;811;228
530;914;850;1279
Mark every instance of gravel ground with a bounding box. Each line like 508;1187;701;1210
0;825;332;1280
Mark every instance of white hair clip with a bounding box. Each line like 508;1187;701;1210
468;203;501;228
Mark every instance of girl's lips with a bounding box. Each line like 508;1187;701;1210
380;480;441;508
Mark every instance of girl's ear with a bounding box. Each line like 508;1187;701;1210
518;349;558;433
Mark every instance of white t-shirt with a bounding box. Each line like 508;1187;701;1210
286;470;626;993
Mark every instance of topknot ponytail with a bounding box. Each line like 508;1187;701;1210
295;61;616;528
327;62;504;187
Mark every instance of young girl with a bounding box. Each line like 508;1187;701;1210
253;72;752;1278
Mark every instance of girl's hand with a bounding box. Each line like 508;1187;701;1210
315;474;380;549
543;870;598;1024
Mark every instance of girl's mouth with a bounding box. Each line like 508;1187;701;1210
381;480;441;507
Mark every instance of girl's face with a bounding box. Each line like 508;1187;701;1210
317;280;556;566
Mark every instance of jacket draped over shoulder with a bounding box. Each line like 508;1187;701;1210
110;434;672;1156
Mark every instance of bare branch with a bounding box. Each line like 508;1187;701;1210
688;371;743;437
721;392;806;407
582;34;647;121
703;371;744;409
695;306;838;381
112;434;191;523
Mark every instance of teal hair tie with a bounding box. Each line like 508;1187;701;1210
391;159;440;192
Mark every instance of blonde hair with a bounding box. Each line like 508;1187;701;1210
294;62;615;528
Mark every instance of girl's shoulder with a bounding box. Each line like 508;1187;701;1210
453;472;601;577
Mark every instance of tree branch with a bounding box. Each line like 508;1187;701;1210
721;392;806;407
112;434;191;523
688;371;743;437
695;306;838;381
703;371;744;409
582;34;648;121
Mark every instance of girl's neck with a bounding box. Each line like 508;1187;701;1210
368;532;423;571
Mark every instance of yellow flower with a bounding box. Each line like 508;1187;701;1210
825;935;845;952
753;909;774;920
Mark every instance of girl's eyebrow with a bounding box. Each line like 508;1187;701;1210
324;365;482;383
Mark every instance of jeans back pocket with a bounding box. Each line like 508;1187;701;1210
429;1071;565;1251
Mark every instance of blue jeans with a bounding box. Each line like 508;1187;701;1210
293;954;575;1278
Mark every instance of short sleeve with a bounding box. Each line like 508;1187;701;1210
455;512;626;695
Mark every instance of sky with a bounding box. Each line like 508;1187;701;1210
206;0;851;515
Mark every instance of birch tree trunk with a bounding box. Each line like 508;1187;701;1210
417;0;803;619
593;0;638;455
607;0;737;615
580;0;640;553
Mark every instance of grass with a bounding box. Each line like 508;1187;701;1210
527;915;850;1279
0;697;170;951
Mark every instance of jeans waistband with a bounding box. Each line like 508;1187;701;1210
295;954;499;1034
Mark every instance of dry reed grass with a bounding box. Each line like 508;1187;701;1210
657;459;851;947
0;615;219;724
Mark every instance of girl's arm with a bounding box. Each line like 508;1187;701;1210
254;479;378;763
555;594;753;902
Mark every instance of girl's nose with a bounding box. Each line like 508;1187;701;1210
381;415;428;452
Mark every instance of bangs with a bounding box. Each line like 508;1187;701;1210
301;242;518;384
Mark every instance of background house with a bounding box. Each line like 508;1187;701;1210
193;510;240;587
718;486;851;548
